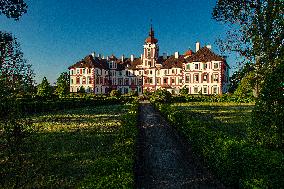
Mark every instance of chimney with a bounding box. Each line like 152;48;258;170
174;51;179;59
141;54;143;59
196;42;200;52
102;55;105;59
206;45;212;50
163;53;167;60
131;54;134;62
121;54;125;62
97;53;101;58
91;52;96;58
106;56;109;61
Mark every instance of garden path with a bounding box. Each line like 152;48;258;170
135;101;224;189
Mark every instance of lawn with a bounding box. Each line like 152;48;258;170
154;101;283;188
172;102;255;139
1;104;138;188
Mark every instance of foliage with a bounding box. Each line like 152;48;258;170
251;62;284;150
110;89;121;98
149;89;172;103
234;71;255;98
36;77;53;98
229;63;255;94
154;101;283;188
213;0;283;95
0;0;27;20
0;32;35;98
1;103;138;188
55;72;69;97
180;86;189;95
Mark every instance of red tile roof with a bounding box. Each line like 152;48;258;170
186;47;224;62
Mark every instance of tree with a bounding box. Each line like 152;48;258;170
228;63;254;94
213;0;283;94
0;0;27;20
55;72;69;97
0;32;35;98
213;0;284;150
180;86;189;95
37;77;52;98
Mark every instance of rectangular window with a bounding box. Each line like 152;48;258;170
203;86;207;94
203;74;207;81
204;63;208;69
195;64;199;70
164;70;167;75
157;70;160;75
83;69;85;74
150;70;152;74
172;69;175;74
179;79;182;83
214;63;219;69
163;77;168;84
214;74;218;82
71;79;73;84
194;74;199;82
185;75;190;83
77;69;79;74
109;62;112;69
172;78;175;84
213;86;218;94
194;87;198;93
156;78;160;84
149;78;153;84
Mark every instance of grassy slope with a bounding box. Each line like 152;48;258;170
1;104;137;188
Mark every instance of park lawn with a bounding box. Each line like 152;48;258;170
154;101;283;188
172;102;255;139
1;104;137;188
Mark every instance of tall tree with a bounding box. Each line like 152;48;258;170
37;77;52;98
213;0;284;150
213;0;283;91
0;0;27;20
55;72;70;97
0;31;34;98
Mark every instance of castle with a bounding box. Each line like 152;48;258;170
68;25;230;95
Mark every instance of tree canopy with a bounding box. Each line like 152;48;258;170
0;31;34;98
55;72;70;97
37;77;52;98
0;0;27;20
213;0;283;74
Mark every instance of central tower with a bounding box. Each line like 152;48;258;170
143;24;159;68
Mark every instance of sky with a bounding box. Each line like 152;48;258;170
0;0;236;84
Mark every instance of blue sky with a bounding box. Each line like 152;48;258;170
0;0;236;84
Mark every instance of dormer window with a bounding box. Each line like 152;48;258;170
195;64;199;70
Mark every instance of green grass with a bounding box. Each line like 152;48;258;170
1;104;137;188
172;102;255;139
154;101;283;188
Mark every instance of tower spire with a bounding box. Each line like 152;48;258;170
149;19;154;37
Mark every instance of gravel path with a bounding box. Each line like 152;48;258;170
135;102;225;189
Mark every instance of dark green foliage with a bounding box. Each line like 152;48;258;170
0;0;27;20
78;86;85;93
234;71;255;98
55;72;69;97
1;103;138;188
251;62;284;150
0;32;35;98
229;63;255;94
213;0;283;98
110;89;121;98
154;102;283;188
36;77;53;98
149;89;172;103
180;86;189;95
